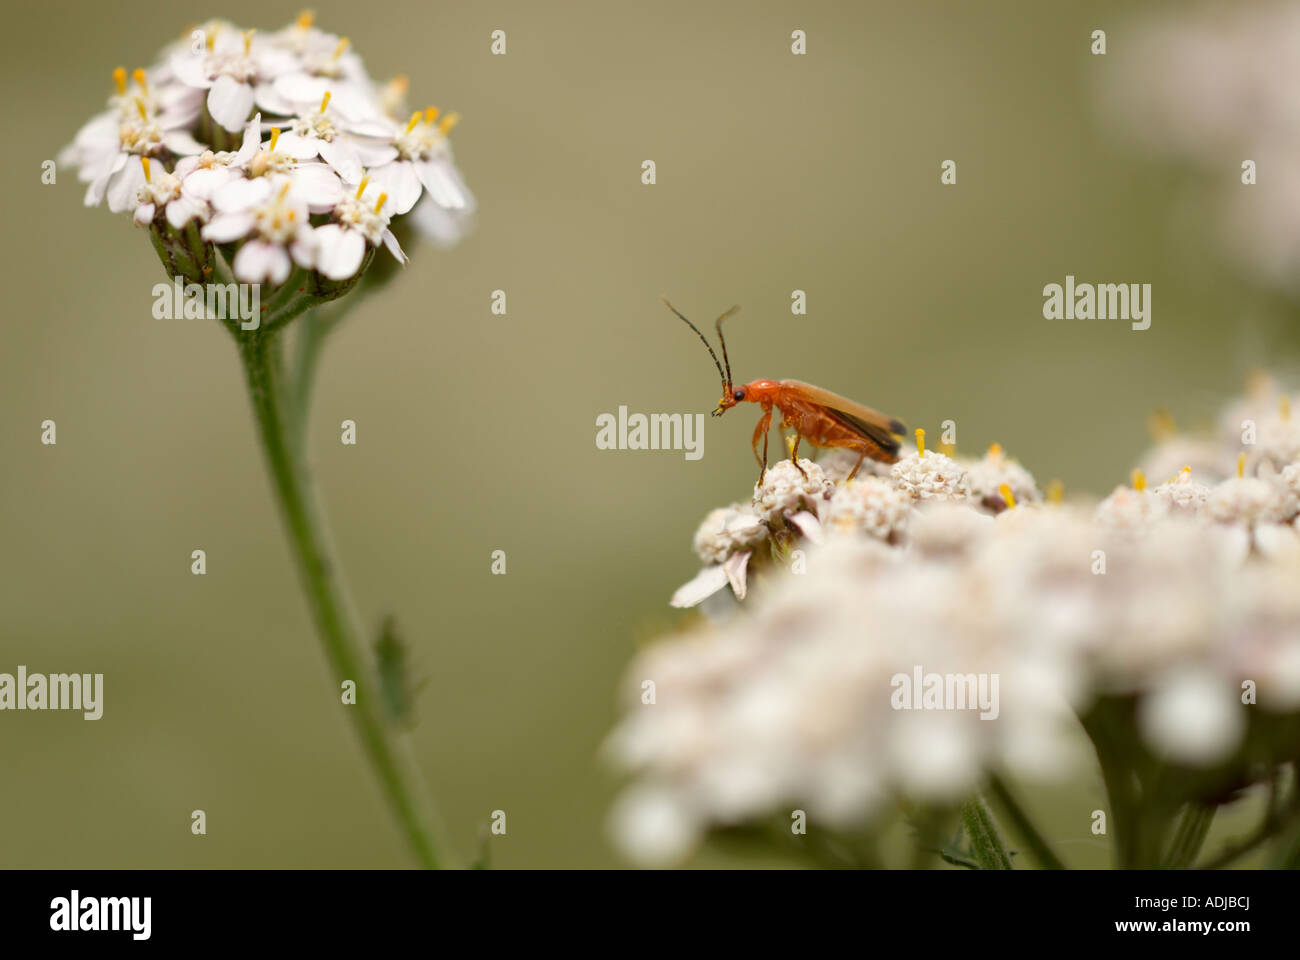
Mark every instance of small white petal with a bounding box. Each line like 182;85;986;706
202;211;255;242
316;138;363;183
133;203;155;226
352;140;399;167
271;72;328;108
213;176;272;214
367;161;422;214
381;229;408;264
787;510;824;544
232;114;264;165
162;130;206;156
253;84;296;117
415;158;473;211
290;228;317;270
723;550;752;601
207;76;256;132
314;224;366;280
183;167;240;202
234;240;291;284
289;163;344;213
106;160;148;213
273;132;322;161
165;196;207;229
670;565;730;608
407;194;473;248
168;51;213;89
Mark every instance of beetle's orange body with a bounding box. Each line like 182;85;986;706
663;298;905;481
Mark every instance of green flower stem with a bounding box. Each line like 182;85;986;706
1162;802;1216;869
237;322;452;869
961;792;1015;870
988;774;1066;870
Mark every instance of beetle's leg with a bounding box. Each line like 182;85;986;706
752;405;773;485
786;433;807;477
846;451;867;481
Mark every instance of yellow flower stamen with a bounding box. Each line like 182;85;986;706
279;182;292;200
140;156;151;183
1046;478;1064;504
1132;468;1146;492
438;111;460;135
355;172;369;199
988;442;1002;458
1238;452;1246;478
390;75;409;95
405;110;422;133
333;37;350;59
135;97;148;119
206;29;216;51
270;127;281;150
423;106;439;125
938;442;955;457
915;428;925;458
1147;407;1176;443
113;67;127;95
374;192;388;214
320;90;331;113
296;10;315;29
133;68;148;96
999;484;1016;509
1281;395;1291;421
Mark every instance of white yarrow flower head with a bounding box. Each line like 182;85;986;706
890;450;971;503
1207;474;1297;529
752;458;832;524
616;377;1300;864
963;443;1039;512
63;16;475;304
824;477;910;543
692;504;767;565
1150;466;1212;516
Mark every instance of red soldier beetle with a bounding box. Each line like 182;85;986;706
662;297;906;483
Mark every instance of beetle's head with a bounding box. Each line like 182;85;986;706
662;297;742;420
714;385;746;417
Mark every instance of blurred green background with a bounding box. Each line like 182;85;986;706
1;0;1291;867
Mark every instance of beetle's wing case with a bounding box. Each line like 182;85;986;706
780;379;906;454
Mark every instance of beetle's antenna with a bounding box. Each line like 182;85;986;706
661;296;728;387
715;305;740;386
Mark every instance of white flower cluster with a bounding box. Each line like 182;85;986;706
611;394;1300;864
59;13;474;284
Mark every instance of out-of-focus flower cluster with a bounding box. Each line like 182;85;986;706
1097;1;1300;294
606;377;1300;865
59;13;473;287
